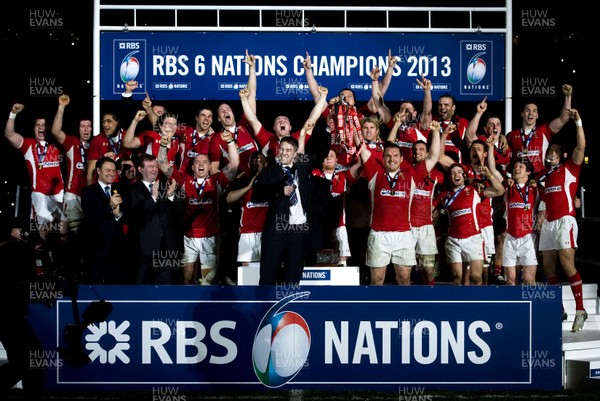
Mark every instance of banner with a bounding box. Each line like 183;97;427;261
100;32;505;102
27;284;561;393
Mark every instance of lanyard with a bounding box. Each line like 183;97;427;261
520;127;535;151
191;130;207;149
444;184;465;209
223;126;238;142
107;129;123;155
515;183;530;209
537;164;561;185
194;176;208;198
80;141;87;165
385;171;399;195
36;142;48;169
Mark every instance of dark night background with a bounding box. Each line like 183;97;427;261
1;0;597;265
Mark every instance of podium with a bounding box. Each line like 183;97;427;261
237;263;360;285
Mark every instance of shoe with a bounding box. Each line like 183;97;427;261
490;274;507;285
562;309;568;322
571;310;588;332
223;276;237;286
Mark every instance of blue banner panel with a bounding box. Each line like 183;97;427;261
100;32;505;102
27;285;560;393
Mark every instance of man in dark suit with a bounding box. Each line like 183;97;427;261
252;126;329;285
80;156;128;284
129;154;182;284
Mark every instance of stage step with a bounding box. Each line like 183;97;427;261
566;357;600;389
562;283;600;389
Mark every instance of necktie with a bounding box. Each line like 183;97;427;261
285;167;298;206
104;186;111;199
149;182;154;192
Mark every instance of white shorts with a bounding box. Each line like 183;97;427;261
503;232;538;267
237;232;262;263
335;226;351;257
367;230;416;268
63;192;83;224
445;234;485;264
31;190;65;225
538;215;578;251
182;235;218;267
411;224;438;255
481;225;495;255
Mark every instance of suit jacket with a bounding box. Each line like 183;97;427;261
252;139;330;252
80;181;129;257
128;180;182;257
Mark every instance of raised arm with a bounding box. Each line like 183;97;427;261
437;123;458;170
307;86;329;126
4;103;25;149
51;94;70;145
157;131;175;178
303;51;324;108
425;121;441;172
141;91;159;129
243;49;257;115
570;109;585;166
549;84;573;133
369;67;392;124
368;49;397;114
221;130;240;182
482;165;505;198
239;87;262;135
416;74;433;129
122;110;146;149
485;136;504;181
466;97;487;147
297;120;314;155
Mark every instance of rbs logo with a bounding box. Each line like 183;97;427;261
119;42;140;50
465;43;487;51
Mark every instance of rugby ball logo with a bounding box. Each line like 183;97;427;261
252;292;311;388
466;52;486;84
120;50;140;83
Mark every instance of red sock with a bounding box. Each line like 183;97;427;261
568;272;584;311
427;280;435;286
493;264;502;275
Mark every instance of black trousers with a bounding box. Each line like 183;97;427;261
259;226;306;285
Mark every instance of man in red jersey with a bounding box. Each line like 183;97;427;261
208;50;259;176
409;121;443;285
51;94;92;233
536;109;587;332
158;130;239;284
506;84;572;174
178;106;214;174
502;159;539;285
5;103;67;242
355;117;439;285
435;162;504;285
